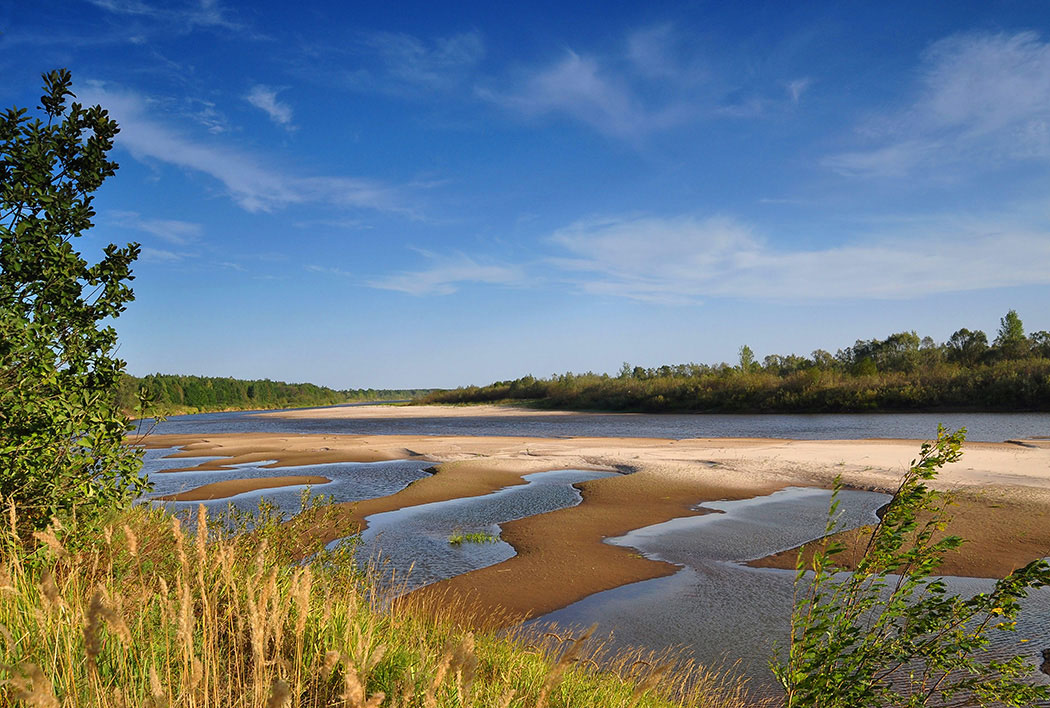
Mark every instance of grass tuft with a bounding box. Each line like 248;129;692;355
448;531;500;546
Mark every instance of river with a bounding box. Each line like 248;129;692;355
139;406;1050;442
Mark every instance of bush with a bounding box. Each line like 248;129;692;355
772;427;1050;707
0;69;147;534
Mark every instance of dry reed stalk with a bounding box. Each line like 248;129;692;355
84;586;131;681
7;498;17;542
339;655;385;708
0;621;14;653
321;650;342;680
423;645;454;708
254;539;269;575
8;662;61;708
172;517;189;580
266;678;292;708
624;663;671;708
451;631;478;704
31;526;67;560
195;504;208;552
123;524;139;558
534;625;596;708
496;688;517;708
177;579;195;668
0;563;14;594
147;663;169;708
291;566;313;694
37;568;63;611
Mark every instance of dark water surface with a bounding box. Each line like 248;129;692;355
140;406;1050;442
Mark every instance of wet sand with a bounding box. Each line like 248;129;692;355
155;475;331;502
749;485;1050;578
140;430;1050;624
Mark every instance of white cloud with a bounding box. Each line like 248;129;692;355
245;85;294;129
826;31;1050;176
786;78;812;105
480;50;688;138
366;252;522;295
140;247;194;263
108;211;203;245
546;213;1050;302
79;83;410;214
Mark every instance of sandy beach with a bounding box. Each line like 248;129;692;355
140;407;1050;624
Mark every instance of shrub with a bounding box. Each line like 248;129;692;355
772;427;1050;707
0;69;147;534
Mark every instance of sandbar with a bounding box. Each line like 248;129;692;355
259;403;602;420
139;431;1050;624
155;475;330;501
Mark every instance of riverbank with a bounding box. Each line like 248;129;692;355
140;429;1050;625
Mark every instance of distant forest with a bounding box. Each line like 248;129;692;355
117;373;435;415
423;310;1050;413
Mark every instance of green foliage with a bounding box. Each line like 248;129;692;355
115;372;437;415
0;69;147;533
995;310;1029;360
423;311;1050;413
448;530;499;545
738;345;757;372
772;427;1050;707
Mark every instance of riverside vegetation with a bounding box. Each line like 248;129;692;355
114;374;436;417
4;70;1050;706
422;315;1050;413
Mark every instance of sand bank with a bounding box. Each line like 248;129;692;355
140;432;1050;623
260;403;600;420
155;475;331;502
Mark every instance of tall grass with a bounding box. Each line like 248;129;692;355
0;502;764;707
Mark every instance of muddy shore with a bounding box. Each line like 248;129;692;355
140;426;1050;624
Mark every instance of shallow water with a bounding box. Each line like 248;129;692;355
331;469;617;591
140;446;433;519
534;487;1050;697
139;408;1050;442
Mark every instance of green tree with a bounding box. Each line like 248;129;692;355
945;328;989;366
773;427;1050;707
738;344;757;372
1030;331;1050;359
994;310;1028;360
0;69;148;534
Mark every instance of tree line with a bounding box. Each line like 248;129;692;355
116;373;436;415
423;310;1050;412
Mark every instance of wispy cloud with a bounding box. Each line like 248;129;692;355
140;246;196;263
786;77;812;105
825;31;1050;177
480;23;806;138
245;85;294;129
366;252;523;295
480;50;689;138
108;210;203;245
546;213;1050;302
79;83;412;214
325;30;485;96
87;0;242;31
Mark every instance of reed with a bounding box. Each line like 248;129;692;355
0;501;767;707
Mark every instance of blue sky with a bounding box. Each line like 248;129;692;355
5;1;1050;388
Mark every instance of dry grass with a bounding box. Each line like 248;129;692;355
0;500;770;707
